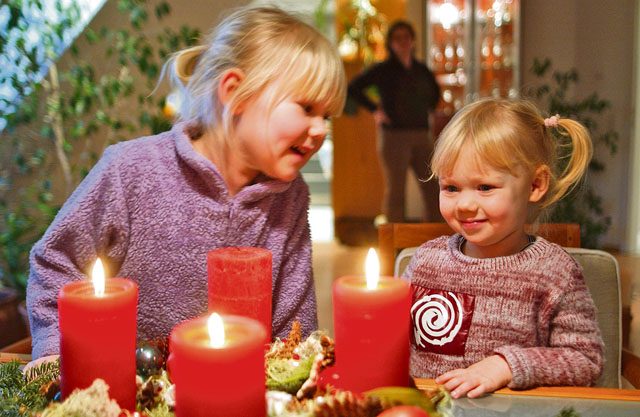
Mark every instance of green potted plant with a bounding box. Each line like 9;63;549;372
0;0;199;347
524;58;619;248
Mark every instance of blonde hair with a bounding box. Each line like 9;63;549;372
165;6;346;144
431;98;592;214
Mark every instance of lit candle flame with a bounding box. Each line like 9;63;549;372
92;258;105;297
365;248;380;290
208;312;225;348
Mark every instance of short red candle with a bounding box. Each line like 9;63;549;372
169;314;267;417
207;247;272;338
332;275;411;392
58;277;138;410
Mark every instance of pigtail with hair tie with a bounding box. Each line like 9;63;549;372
544;114;560;128
174;45;207;84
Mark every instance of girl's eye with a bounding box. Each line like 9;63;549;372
442;185;458;192
301;104;313;114
478;184;494;191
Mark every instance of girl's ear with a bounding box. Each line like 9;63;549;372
217;68;245;111
529;165;551;203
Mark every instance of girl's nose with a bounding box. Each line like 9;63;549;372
456;191;478;212
309;116;328;140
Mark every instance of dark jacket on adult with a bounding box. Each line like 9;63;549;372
347;55;440;130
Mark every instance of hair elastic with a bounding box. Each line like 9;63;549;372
544;114;560;128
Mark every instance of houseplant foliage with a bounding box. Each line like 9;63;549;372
525;58;618;248
0;0;199;297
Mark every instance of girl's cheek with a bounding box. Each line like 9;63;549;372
439;199;455;216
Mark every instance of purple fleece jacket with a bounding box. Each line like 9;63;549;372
27;122;317;359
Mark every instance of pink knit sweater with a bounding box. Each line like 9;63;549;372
403;234;604;389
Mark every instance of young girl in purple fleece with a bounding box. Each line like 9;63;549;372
26;6;346;361
404;98;604;398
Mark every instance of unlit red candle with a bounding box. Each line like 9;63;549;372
331;249;411;392
169;313;267;417
207;247;272;338
58;259;138;410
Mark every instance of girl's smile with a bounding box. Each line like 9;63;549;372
459;218;488;231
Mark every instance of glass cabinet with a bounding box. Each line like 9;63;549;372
425;0;520;116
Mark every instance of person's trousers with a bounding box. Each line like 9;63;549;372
377;128;442;223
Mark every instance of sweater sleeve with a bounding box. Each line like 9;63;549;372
494;264;604;389
270;182;317;339
27;146;131;359
347;64;381;112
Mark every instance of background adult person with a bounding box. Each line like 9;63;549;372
348;20;442;223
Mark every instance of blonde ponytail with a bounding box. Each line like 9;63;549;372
153;45;205;104
541;118;593;208
172;46;207;85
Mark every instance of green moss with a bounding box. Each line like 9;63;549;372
266;357;314;395
40;379;121;417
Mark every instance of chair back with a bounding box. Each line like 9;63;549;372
566;248;621;388
378;222;581;275
392;247;622;388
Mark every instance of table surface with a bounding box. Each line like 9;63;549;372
415;379;640;417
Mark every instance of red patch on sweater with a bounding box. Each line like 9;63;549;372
410;286;475;356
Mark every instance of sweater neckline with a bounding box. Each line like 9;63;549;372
457;234;536;255
448;233;550;268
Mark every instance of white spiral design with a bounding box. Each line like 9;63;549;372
411;292;463;347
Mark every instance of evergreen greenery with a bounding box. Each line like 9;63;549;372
526;58;618;248
0;359;60;416
0;0;200;297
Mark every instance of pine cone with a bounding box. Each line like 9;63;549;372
136;376;167;411
312;390;383;417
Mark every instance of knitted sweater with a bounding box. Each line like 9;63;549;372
27;122;317;359
403;234;604;389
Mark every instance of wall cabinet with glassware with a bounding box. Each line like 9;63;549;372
425;0;520;128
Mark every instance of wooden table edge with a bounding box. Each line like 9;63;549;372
0;352;31;364
414;378;640;402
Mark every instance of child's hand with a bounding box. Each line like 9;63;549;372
435;355;512;399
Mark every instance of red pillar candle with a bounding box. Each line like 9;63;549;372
170;313;267;417
207;247;272;338
58;259;138;410
331;249;411;392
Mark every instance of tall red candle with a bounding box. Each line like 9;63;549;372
170;313;267;417
207;247;272;338
58;267;138;410
331;249;411;392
